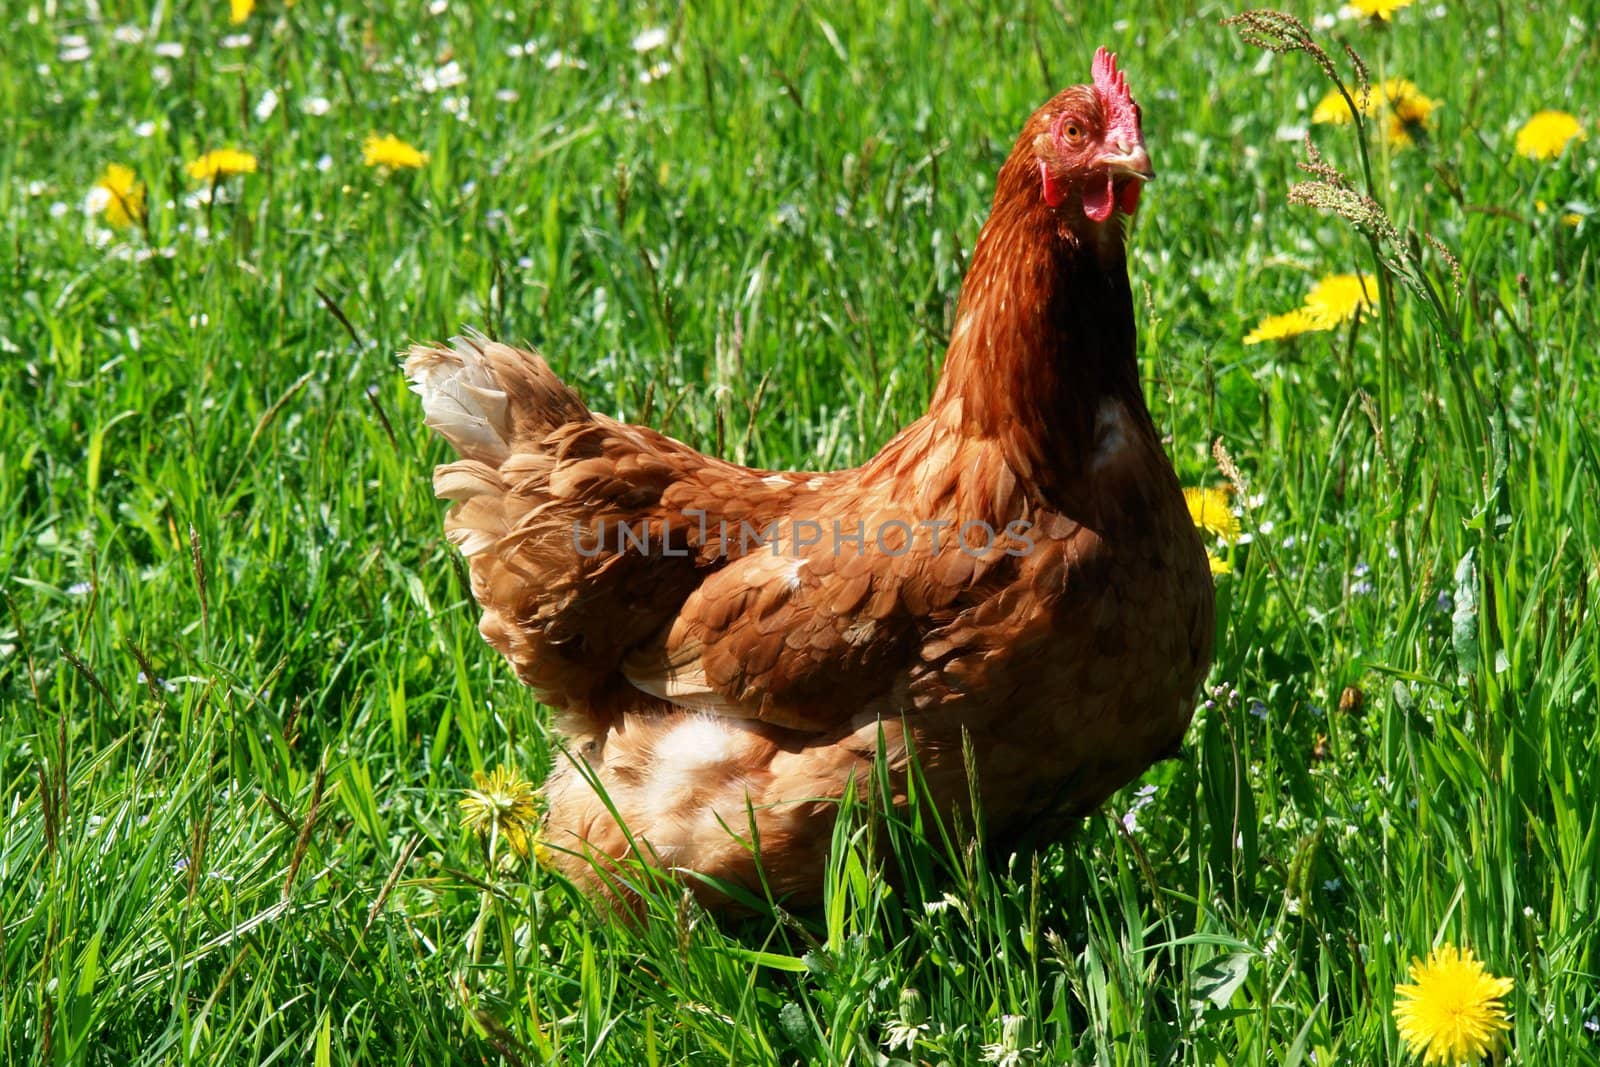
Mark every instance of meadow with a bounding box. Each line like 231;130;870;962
2;0;1598;1063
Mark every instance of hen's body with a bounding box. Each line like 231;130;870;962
409;54;1213;907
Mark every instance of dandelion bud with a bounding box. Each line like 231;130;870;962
897;988;927;1026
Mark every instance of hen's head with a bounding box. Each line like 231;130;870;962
1021;48;1153;223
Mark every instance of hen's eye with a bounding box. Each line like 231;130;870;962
1055;117;1086;143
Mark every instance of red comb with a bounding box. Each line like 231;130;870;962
1092;47;1141;139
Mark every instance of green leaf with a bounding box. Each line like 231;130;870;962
720;946;808;973
76;930;102;997
314;1012;331;1067
1190;952;1252;1015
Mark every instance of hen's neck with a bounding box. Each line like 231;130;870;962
929;175;1151;502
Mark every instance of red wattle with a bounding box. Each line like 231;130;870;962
1039;161;1066;207
1082;171;1114;222
1118;180;1142;215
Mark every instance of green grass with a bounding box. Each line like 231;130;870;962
3;0;1598;1063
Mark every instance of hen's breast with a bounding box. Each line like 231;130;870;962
906;414;1215;832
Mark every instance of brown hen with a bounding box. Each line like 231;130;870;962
407;48;1213;908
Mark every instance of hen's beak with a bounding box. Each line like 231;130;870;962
1098;140;1155;182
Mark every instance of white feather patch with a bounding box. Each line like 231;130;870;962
404;338;512;463
652;716;739;768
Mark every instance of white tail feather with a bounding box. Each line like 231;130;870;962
405;337;512;464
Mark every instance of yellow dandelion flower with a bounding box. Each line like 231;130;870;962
91;163;146;228
186;148;258;181
1311;86;1371;126
1385;113;1420;148
1386;80;1440;125
1206;550;1232;576
1244;308;1319;344
1515;110;1586;161
1312;79;1437;147
1351;0;1415;19
459;765;542;861
1303;273;1377;328
229;0;254;23
362;133;428;169
1385;80;1441;145
1185;487;1240;544
1393;944;1514;1065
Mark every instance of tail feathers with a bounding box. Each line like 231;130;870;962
409;333;663;706
436;471;512;557
432;461;504;502
404;333;589;464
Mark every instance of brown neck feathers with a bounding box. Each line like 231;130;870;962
930;155;1149;499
